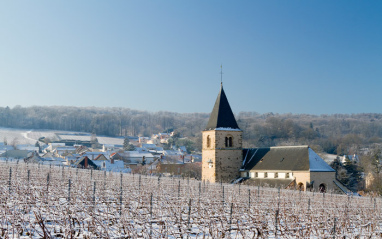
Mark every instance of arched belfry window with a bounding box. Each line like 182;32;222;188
207;135;211;148
225;136;233;147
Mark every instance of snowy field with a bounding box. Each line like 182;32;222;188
0;128;53;145
0;127;124;146
1;160;381;238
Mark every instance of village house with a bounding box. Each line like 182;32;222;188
92;156;130;173
71;156;98;169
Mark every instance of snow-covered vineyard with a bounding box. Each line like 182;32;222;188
0;161;381;238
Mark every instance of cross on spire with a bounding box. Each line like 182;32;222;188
220;64;223;86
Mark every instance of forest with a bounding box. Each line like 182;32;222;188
1;106;382;156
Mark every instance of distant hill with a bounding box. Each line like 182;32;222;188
1;105;382;154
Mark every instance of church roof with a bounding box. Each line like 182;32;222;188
204;85;240;131
241;146;335;172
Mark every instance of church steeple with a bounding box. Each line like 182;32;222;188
202;83;243;183
205;85;240;131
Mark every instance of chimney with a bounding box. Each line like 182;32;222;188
84;157;88;168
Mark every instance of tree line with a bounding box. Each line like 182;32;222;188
1;106;382;156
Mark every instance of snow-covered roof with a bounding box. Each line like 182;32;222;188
16;144;39;151
97;137;124;145
164;150;184;156
308;148;335;172
117;151;154;158
49;143;66;147
41;159;66;166
56;147;76;151
93;160;130;173
58;134;91;141
142;144;157;149
214;127;242;131
242;146;335;172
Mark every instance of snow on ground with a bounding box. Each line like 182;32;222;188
0;127;125;147
0;160;381;238
321;153;339;164
0;127;37;145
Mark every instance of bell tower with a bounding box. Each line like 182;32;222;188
202;84;243;183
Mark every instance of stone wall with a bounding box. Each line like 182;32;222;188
202;130;243;183
310;171;342;193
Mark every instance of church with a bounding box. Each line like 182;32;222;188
202;84;347;193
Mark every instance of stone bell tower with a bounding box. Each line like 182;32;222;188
202;84;243;183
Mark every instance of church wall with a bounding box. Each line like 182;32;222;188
215;149;242;183
202;130;216;183
202;130;243;183
214;130;242;149
292;171;311;191
202;149;216;183
310;171;338;192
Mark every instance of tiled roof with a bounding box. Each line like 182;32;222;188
204;85;240;131
242;146;335;172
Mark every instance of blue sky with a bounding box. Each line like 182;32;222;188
1;1;381;115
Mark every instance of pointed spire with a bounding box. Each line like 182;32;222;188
205;85;240;131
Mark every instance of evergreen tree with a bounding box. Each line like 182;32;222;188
343;158;363;191
126;144;135;151
123;137;129;150
123;137;135;151
330;157;363;191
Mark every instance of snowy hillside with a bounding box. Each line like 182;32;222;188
0;160;381;238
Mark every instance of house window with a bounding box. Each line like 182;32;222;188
286;173;290;178
207;136;211;148
275;172;278;178
255;172;258;178
264;172;268;178
102;161;106;168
